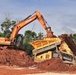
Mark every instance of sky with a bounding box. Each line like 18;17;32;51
0;0;76;36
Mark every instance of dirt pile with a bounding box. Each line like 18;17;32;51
0;47;35;67
37;58;76;73
37;58;69;72
0;47;76;73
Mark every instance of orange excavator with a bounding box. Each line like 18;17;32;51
0;11;55;47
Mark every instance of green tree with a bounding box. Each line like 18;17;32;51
36;32;44;40
24;30;37;43
23;30;37;55
0;32;4;37
22;30;44;56
1;18;16;37
72;34;76;42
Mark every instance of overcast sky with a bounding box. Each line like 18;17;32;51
0;0;76;36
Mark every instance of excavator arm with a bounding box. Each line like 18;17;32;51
10;11;55;42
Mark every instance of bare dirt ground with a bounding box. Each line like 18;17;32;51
0;47;76;75
0;66;49;75
0;65;75;75
0;65;45;75
26;73;76;75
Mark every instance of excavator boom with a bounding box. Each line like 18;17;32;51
10;11;55;42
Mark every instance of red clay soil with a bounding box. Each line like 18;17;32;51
37;58;76;73
0;47;76;74
0;47;35;67
0;65;45;75
37;58;69;72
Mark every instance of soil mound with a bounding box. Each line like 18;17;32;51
0;47;76;73
37;58;69;72
37;58;76;73
0;47;35;67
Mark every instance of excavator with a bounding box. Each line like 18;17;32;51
0;11;55;47
0;11;76;65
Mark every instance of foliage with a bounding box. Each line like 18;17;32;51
36;32;44;40
23;30;44;56
0;18;16;37
24;30;37;42
72;34;76;42
23;42;34;56
0;32;4;37
23;30;36;55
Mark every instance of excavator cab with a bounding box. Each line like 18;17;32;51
13;34;23;48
